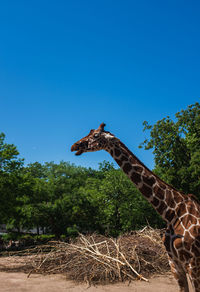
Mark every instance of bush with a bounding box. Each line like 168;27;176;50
2;232;19;242
20;234;35;246
66;226;79;237
35;234;55;243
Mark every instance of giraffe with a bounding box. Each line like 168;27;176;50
71;123;200;292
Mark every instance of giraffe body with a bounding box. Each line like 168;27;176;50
71;123;200;291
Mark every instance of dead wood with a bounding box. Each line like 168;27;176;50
0;227;169;284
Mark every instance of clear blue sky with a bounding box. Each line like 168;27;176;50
0;0;199;169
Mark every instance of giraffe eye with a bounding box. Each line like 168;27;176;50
94;133;99;138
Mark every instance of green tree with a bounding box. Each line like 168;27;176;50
32;161;97;236
140;102;200;197
0;133;23;173
0;133;24;223
83;167;163;236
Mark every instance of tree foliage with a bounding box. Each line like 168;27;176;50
140;102;200;197
1;103;199;237
0;133;24;223
0;134;162;236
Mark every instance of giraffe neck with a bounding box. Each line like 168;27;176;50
106;139;184;223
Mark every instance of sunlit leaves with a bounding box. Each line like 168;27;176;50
141;102;200;196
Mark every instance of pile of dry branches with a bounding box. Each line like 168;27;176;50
25;227;169;284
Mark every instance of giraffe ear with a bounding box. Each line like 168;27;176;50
98;123;106;132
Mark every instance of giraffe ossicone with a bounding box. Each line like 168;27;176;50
71;123;200;292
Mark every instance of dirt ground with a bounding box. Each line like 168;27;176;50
0;272;181;292
0;272;180;292
1;253;191;292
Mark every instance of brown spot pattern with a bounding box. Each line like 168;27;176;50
179;249;192;261
143;176;156;186
123;163;132;174
134;165;143;173
176;203;186;217
139;184;152;198
131;172;141;185
114;148;121;157
156;201;167;214
121;155;128;162
165;190;176;208
174;192;183;203
165;209;176;222
151;196;160;207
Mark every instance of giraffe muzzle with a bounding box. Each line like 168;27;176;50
71;141;89;156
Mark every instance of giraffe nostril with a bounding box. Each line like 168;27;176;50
71;143;81;152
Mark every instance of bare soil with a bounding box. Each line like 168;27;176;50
0;254;179;292
0;272;178;292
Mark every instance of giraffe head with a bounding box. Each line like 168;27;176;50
71;123;115;155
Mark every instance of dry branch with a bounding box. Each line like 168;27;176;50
0;227;169;284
